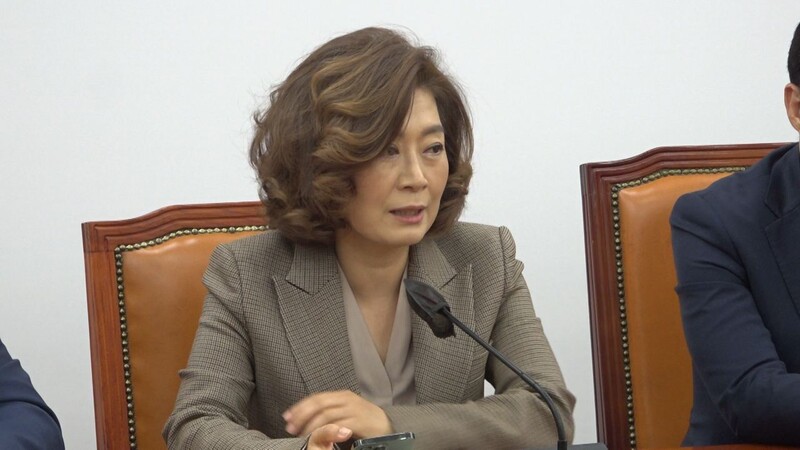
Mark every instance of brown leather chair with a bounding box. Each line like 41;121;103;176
580;143;786;450
82;202;267;450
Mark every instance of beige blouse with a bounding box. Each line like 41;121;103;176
339;267;417;408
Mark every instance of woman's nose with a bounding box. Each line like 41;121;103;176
398;153;427;191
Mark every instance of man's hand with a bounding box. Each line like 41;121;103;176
283;390;392;439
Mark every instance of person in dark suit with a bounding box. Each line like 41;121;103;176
0;338;65;450
164;27;575;450
670;22;800;447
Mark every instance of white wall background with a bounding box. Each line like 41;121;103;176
2;1;800;448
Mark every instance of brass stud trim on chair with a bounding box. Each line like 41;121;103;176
113;225;268;449
610;167;744;449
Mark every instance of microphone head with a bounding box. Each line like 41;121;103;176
404;279;455;339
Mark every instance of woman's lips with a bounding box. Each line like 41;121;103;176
390;207;425;224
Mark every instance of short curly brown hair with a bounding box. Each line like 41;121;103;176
249;27;473;245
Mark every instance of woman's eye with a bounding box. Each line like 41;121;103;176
426;143;445;155
384;146;400;156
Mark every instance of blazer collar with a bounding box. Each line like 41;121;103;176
276;237;475;404
275;243;361;395
282;237;458;293
408;237;476;404
407;237;457;289
764;143;800;317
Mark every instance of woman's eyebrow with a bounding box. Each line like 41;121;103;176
420;124;445;136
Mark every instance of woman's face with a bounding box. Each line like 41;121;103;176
336;88;450;253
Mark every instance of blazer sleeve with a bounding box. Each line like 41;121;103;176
383;226;576;449
0;339;65;450
671;193;800;444
163;245;306;450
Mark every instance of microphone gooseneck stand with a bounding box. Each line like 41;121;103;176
404;278;571;450
438;308;568;450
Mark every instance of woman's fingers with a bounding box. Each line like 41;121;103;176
284;391;348;435
284;390;391;439
307;424;352;450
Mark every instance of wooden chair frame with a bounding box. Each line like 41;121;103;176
580;143;786;450
82;201;266;449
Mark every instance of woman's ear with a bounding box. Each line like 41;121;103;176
783;83;800;131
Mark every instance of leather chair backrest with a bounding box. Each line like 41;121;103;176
580;144;783;450
618;173;727;448
83;202;266;450
121;231;261;450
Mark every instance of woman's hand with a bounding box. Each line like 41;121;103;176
283;390;392;439
306;424;353;450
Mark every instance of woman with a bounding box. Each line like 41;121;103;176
164;27;574;450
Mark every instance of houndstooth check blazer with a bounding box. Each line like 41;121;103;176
163;222;575;450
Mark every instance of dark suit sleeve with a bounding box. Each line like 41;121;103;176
671;193;800;444
384;226;575;449
163;245;306;450
0;339;65;450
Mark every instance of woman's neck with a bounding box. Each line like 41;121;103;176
335;239;409;303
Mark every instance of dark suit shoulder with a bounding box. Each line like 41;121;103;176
683;145;797;209
0;340;64;450
672;144;794;226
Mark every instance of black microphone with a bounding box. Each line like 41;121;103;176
405;279;607;450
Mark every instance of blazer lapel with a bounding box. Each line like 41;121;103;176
274;243;360;395
764;145;800;317
408;238;475;404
